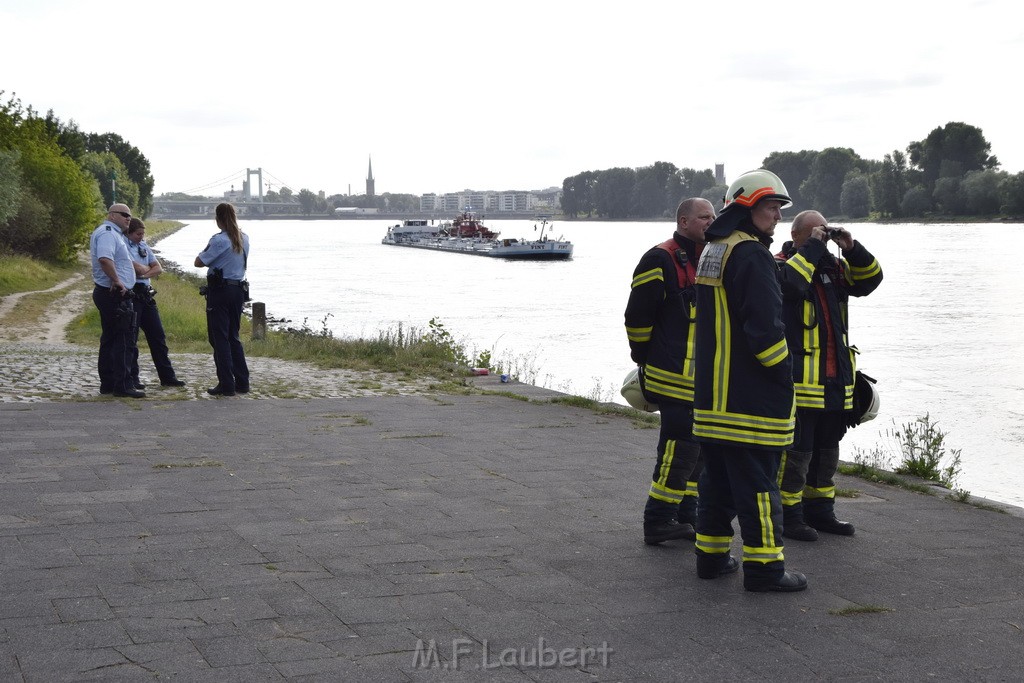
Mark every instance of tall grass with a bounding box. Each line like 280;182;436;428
0;254;81;296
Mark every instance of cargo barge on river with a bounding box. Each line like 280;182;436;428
381;212;573;260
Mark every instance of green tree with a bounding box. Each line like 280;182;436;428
81;150;140;210
593;167;636;219
799;147;861;215
999;172;1024;215
762;150;817;212
871;150;907;218
0;148;21;225
840;173;871;218
297;188;317;215
960;169;1005;215
632;163;675;218
86;132;155;217
6;134;102;261
561;171;596;218
900;186;931;216
932;176;966;214
907;122;998;193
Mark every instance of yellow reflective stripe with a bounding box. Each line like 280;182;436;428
626;325;652;342
849;259;881;280
712;288;731;412
756;338;789;368
780;489;803;505
803;485;835;500
645;365;688;384
631;268;663;288
758;491;773;549
645;364;695;401
656;440;675;486
692;426;794;448
786;253;815;283
684;480;699;496
802;300;818;384
742;544;785;564
795;383;825;410
695;534;732;554
649;479;685;504
683;311;697;381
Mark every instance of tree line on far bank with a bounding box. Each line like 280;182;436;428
1;91;154;263
560;122;1024;220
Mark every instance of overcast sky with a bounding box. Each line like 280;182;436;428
3;0;1021;199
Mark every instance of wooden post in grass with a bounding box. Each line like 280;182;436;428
252;302;266;340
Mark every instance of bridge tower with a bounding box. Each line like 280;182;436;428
246;168;265;214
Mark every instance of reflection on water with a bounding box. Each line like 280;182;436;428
156;219;1024;507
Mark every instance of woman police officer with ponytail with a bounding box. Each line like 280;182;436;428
195;202;250;396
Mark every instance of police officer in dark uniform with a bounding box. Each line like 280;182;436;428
195;202;250;396
126;217;186;389
90;203;143;398
692;170;806;592
624;198;716;545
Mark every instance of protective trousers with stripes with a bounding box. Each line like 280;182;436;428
644;401;702;522
696;443;786;583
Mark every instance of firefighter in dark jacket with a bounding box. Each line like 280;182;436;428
624;198;716;545
775;210;883;541
692;169;806;592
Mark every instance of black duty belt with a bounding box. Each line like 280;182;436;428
223;279;243;286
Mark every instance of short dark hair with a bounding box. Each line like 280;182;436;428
127;217;145;234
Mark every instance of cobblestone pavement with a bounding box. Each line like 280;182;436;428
0;278;442;403
0;341;443;403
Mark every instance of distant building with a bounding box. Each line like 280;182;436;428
419;188;562;214
715;164;726;185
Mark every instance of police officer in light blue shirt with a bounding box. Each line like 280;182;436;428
126;217;185;388
195;202;251;396
90;203;143;397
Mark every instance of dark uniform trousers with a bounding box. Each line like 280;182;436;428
93;285;136;393
644;401;702;522
781;410;847;519
696;443;786;584
206;284;249;392
131;287;177;384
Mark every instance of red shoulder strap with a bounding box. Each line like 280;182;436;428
656;239;695;288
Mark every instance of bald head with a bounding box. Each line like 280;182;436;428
791;210;826;248
676;198;716;244
107;203;133;233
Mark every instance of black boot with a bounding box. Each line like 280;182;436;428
644;493;694;545
644;519;695;545
744;570;808;592
782;502;818;542
805;499;855;536
696;551;739;579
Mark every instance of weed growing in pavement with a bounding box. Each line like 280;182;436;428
828;605;892;616
892;413;966;493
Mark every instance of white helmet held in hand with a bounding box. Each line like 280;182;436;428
620;367;659;412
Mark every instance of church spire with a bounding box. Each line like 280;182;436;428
366;155;375;199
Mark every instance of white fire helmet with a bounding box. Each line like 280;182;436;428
723;169;793;210
855;372;880;424
620;367;659;412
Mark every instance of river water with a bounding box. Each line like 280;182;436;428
155;218;1024;508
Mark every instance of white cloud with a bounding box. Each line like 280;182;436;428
3;0;1021;197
